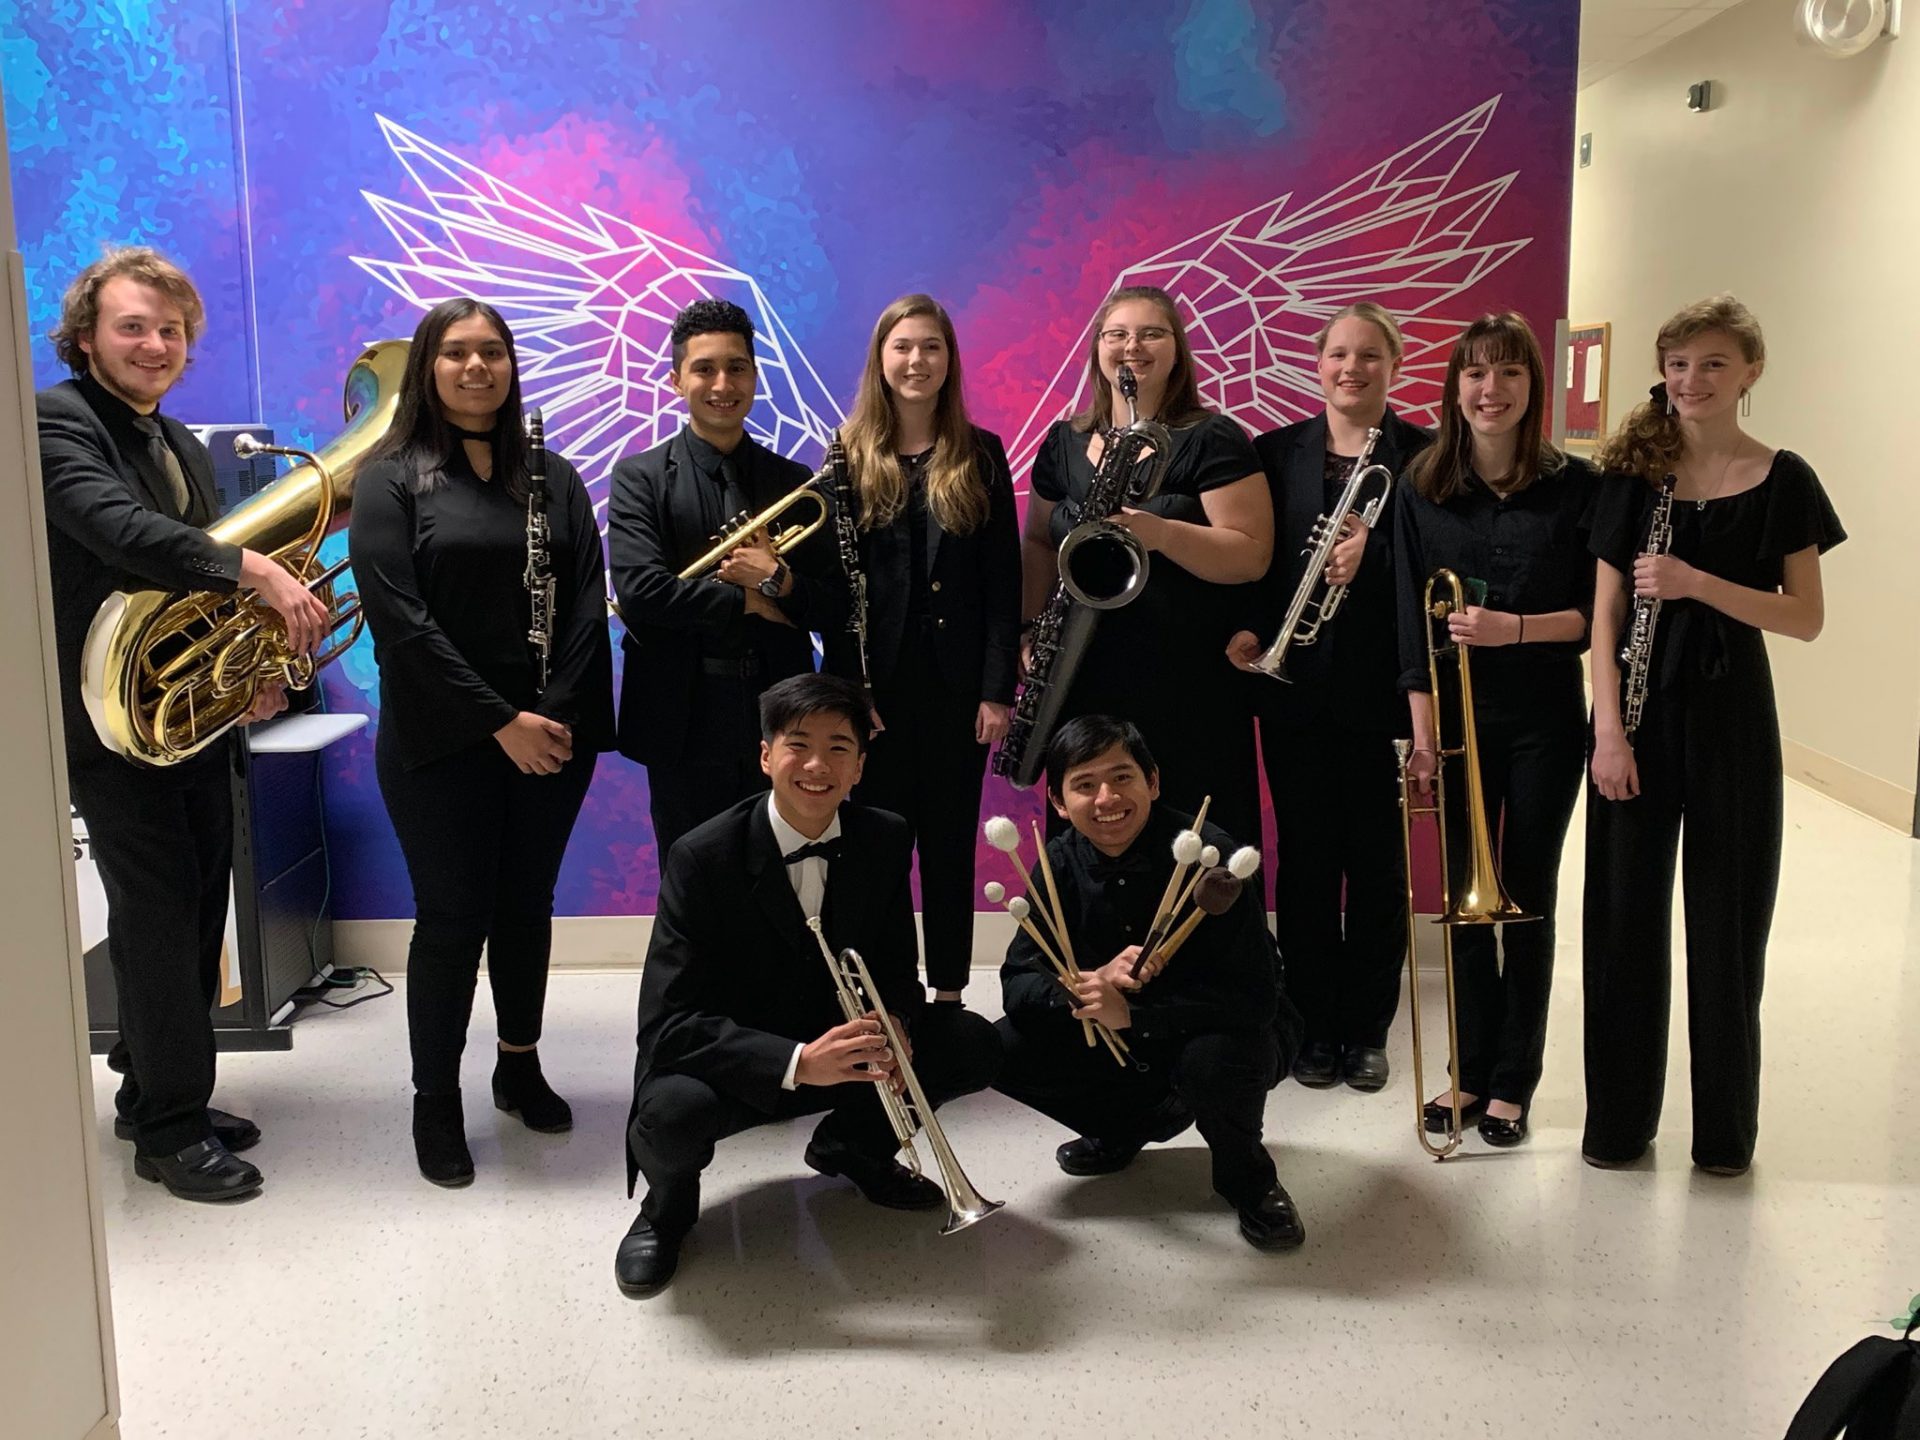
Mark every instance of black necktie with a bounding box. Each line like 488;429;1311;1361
782;837;843;865
131;414;191;514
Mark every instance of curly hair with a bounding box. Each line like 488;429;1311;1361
1596;294;1766;481
50;245;206;375
669;298;756;369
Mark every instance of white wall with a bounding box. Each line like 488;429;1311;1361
1570;0;1920;826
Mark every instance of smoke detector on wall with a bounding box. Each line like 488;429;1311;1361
1795;0;1902;57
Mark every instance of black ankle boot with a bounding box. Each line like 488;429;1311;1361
492;1047;573;1133
412;1092;474;1187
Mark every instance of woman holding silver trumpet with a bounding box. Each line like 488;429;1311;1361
1227;301;1432;1094
1392;314;1595;1149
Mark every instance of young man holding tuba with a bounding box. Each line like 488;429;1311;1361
37;247;327;1201
616;673;1002;1296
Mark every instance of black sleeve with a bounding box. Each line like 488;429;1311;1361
1584;470;1650;576
1030;423;1070;504
1393;474;1432;694
347;462;519;749
534;457;614;730
1186;413;1261;494
37;394;243;592
1758;451;1847;560
606;451;749;643
976;429;1022;705
998;836;1076;1030
1128;863;1278;1039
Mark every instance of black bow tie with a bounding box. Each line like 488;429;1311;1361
782;837;843;865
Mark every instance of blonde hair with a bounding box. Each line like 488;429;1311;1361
841;294;987;535
51;245;205;375
1314;302;1405;364
1597;294;1766;480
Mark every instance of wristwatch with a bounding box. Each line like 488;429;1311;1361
757;560;789;598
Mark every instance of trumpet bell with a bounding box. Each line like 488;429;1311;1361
940;1192;1005;1236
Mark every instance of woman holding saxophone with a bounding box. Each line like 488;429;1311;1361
350;298;614;1187
1582;295;1843;1177
1226;302;1431;1093
823;294;1021;1002
1019;285;1272;843
1392;313;1595;1148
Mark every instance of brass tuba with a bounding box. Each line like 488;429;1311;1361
82;339;409;766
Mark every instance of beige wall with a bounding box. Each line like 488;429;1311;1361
1570;0;1920;827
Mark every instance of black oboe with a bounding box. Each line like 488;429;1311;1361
524;407;557;694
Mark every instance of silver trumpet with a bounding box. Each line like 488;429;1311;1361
804;917;1003;1235
1249;426;1394;680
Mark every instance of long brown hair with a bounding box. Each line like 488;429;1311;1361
1405;312;1562;504
1596;294;1766;482
1069;285;1211;434
841;294;986;534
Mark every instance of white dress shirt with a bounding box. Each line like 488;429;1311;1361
766;793;843;1090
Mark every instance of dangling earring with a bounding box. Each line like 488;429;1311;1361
1666;393;1675;417
1740;389;1752;418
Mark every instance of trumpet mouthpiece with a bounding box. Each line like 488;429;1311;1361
1171;830;1203;865
983;881;1006;904
233;433;265;458
984;816;1021;852
1227;846;1261;879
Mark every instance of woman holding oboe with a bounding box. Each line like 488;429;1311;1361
1583;295;1843;1176
824;294;1021;1002
351;298;613;1186
1393;313;1595;1148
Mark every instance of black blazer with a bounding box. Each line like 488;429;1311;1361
625;795;923;1191
1247;407;1431;732
606;429;840;766
37;376;241;773
821;426;1021;705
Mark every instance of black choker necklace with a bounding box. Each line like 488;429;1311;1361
451;424;493;442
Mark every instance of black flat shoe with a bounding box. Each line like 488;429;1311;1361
1292;1040;1341;1089
614;1213;681;1296
1237;1182;1307;1251
492;1048;573;1133
1477;1111;1529;1148
133;1137;263;1202
1423;1094;1488;1133
1581;1147;1647;1170
1340;1045;1391;1093
1694;1160;1750;1177
412;1093;474;1187
804;1143;944;1210
115;1106;261;1153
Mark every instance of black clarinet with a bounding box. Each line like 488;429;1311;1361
825;433;872;694
524;408;557;694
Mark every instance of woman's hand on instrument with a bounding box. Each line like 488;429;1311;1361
493;712;573;775
239;682;290;726
1324;517;1369;587
239;548;329;655
1224;629;1266;673
1591;732;1641;802
868;706;886;736
1408;745;1438;798
716;533;781;590
1633;552;1700;601
1018;634;1034;680
796;1015;895;1087
1115;507;1170;552
975;701;1011;746
1447;606;1521;648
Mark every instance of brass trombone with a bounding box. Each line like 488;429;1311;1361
1397;568;1536;1159
677;474;828;580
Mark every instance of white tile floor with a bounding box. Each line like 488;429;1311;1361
91;780;1920;1440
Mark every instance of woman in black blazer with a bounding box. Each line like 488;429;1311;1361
824;294;1021;1001
351;297;614;1186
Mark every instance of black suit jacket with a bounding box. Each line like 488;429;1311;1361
626;795;922;1191
606;428;841;765
37;376;242;774
821;426;1021;705
1247;408;1431;732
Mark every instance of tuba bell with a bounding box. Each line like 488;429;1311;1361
81;339;409;766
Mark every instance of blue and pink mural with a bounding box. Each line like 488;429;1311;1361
3;0;1581;918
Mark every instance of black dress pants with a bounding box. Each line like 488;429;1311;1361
377;734;597;1096
1443;684;1586;1108
857;642;991;992
1582;637;1782;1170
1261;723;1406;1050
646;669;769;861
993;1015;1280;1207
628;1005;1002;1235
70;750;234;1158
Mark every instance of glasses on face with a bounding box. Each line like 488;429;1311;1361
1098;326;1173;347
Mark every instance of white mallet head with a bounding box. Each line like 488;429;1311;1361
1171;829;1204;865
985;815;1021;853
1008;895;1032;920
1199;844;1221;868
983;881;1007;905
1227;845;1261;880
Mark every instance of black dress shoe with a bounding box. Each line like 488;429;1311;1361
614;1213;682;1296
1340;1045;1391;1093
1423;1094;1488;1133
804;1144;944;1210
412;1093;474;1187
1292;1040;1341;1089
1055;1134;1147;1176
1581;1147;1647;1169
491;1048;573;1133
1695;1160;1750;1177
115;1107;261;1153
1477;1110;1529;1148
133;1137;263;1202
1237;1182;1307;1251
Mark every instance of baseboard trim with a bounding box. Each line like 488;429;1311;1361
1782;739;1914;834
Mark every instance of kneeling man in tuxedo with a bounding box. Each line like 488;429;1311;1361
616;671;1003;1295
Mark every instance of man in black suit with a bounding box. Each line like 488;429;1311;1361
606;298;842;858
38;246;327;1200
615;673;1002;1296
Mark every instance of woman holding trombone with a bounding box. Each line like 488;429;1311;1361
1392;313;1595;1148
